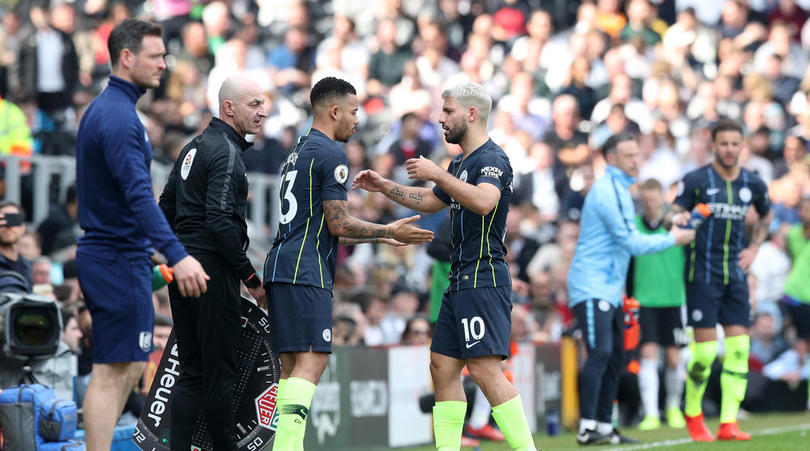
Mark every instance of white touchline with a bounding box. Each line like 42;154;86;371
605;423;810;451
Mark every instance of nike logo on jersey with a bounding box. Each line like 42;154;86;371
465;341;481;349
707;188;720;195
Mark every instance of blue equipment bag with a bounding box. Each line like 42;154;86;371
39;397;78;441
0;384;54;450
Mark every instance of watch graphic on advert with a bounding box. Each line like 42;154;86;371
134;297;281;450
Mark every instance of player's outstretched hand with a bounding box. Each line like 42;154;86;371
405;156;443;181
352;169;388;192
388;215;434;244
172;255;210;298
671;225;696;246
378;238;407;246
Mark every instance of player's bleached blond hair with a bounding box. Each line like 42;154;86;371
441;81;492;125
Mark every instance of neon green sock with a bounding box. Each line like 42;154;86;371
492;395;536;451
433;401;466;451
720;335;749;423
685;340;718;417
273;378;287;430
272;377;316;451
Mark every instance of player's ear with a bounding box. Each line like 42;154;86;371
330;104;340;121
468;107;477;123
119;48;133;70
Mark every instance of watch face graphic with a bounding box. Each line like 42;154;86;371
134;297;282;450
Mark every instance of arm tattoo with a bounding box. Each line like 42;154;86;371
339;237;378;245
323;200;391;239
389;185;405;200
387;185;425;208
751;217;769;247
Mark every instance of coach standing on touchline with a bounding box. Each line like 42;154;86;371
75;18;208;451
159;75;267;450
567;133;695;446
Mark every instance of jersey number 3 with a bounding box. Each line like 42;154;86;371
279;170;298;224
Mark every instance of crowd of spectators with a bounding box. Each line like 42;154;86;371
2;0;810;423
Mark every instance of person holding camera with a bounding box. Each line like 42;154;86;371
0;200;33;290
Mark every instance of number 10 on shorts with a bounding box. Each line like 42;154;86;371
461;316;485;346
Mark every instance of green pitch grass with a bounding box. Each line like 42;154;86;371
401;412;810;450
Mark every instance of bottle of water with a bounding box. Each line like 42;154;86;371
684;203;711;230
151;264;174;291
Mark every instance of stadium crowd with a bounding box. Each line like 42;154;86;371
1;0;809;433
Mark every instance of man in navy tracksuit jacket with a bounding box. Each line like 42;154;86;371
75;19;208;450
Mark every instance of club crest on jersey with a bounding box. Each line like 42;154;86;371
739;187;752;203
334;165;348;184
459;170;468;183
180;148;197;180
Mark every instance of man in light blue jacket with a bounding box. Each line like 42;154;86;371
568;133;695;445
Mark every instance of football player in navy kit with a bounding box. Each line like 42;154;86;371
670;119;772;442
354;81;536;451
265;77;434;450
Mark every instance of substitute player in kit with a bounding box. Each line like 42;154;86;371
630;179;688;431
354;81;537;451
265;76;434;450
672;119;772;442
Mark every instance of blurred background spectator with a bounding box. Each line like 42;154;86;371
3;0;810;425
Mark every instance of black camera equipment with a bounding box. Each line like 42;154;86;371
0;271;63;383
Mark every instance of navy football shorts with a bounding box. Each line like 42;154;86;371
76;249;154;363
267;282;333;353
784;296;810;339
431;286;512;360
639;306;687;347
686;275;750;328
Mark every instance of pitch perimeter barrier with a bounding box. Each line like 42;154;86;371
303;343;562;450
1;155;282;237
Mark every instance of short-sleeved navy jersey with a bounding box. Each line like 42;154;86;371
674;165;770;285
432;139;513;291
264;129;349;289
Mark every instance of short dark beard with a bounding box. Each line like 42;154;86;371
336;128;351;143
716;154;738;170
445;121;467;144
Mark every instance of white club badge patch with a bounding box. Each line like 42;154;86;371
459;170;468;183
598;300;610;312
334;164;348;184
739;187;752;203
180;148;197;180
692;309;703;322
322;328;332;342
